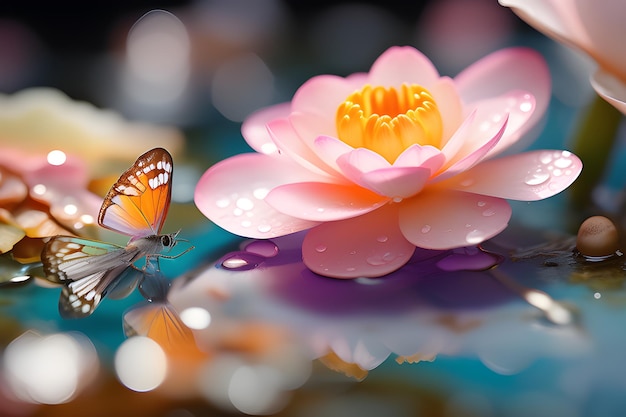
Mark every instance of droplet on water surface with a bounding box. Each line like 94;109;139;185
220;252;265;271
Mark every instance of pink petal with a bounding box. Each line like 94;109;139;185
367;46;440;88
428;77;464;144
395;145;446;173
577;0;626;81
467;90;535;158
337;147;390;172
311;135;354;173
358;167;432;198
435;114;508;181
591;69;626;115
267;118;335;177
336;152;432;198
290;111;339;156
302;204;416;278
454;48;550;152
292;75;363;117
194;153;322;238
399;190;512;250
499;0;589;53
241;103;291;154
441;150;583;201
265;182;388;221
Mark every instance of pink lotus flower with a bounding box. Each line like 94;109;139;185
500;0;626;114
195;46;582;278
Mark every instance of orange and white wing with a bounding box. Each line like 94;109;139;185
98;148;173;238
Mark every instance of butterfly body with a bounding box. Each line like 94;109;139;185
41;148;188;318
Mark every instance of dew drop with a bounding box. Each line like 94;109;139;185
553;157;572;169
519;100;533;112
252;187;269;200
233;208;243;216
236;197;254;211
216;198;230;208
392;197;403;203
241;220;252;228
466;229;485;244
482;208;496;217
524;169;550;186
421;225;431;234
376;235;388;243
539;152;553;164
366;253;393;266
552;168;562;177
346;267;356;272
460;178;475;187
316;207;325;213
315;245;327;253
257;224;271;233
244;240;279;257
477;201;486;207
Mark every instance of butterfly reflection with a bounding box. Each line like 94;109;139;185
42;148;192;318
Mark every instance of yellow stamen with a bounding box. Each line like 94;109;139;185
336;84;443;163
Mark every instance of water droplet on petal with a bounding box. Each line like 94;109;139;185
244;240;279;257
466;229;486;244
460;178;475;187
236;197;254;211
346;267;356;272
477;201;486;207
482;208;496;217
366;252;396;266
376;235;388;243
539;152;553;164
553;157;573;169
216;197;230;208
552;168;562;177
252;187;269;200
524;169;550;186
421;225;431;234
257;224;271;233
315;245;327;253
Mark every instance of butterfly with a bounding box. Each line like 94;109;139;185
41;147;190;319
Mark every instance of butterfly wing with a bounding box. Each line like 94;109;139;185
42;236;143;318
98;147;173;238
59;264;131;318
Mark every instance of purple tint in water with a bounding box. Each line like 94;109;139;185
435;246;503;272
243;240;279;258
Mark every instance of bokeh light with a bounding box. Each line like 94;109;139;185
3;331;99;405
114;336;168;392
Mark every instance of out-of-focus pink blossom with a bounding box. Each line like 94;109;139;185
500;0;626;114
195;46;581;278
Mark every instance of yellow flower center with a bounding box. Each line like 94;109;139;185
336;84;443;163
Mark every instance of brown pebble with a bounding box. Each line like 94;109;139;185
576;215;620;257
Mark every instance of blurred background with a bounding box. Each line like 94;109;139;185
0;1;608;416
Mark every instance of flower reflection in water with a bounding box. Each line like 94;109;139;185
168;231;588;382
122;256;311;415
